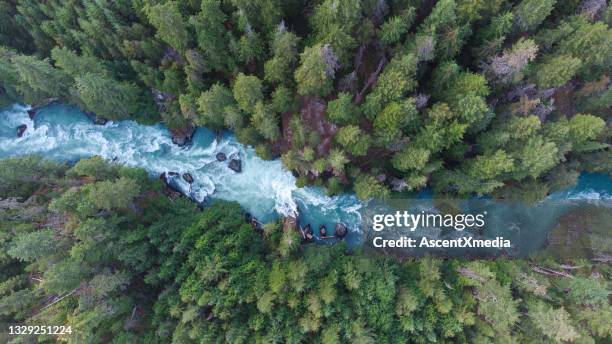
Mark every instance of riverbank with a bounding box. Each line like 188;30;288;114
1;103;610;255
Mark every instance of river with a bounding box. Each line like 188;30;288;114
1;103;610;254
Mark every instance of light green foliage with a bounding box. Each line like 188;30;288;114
233;73;263;113
467;150;514;180
380;8;416;45
223;104;245;129
84;177;141;211
458;262;519;336
362;53;418;119
0;0;609;228
75;73;142;120
265;28;300;84
235;31;265;64
278;228;301;257
1;157;611;343
302;146;315;162
354;174;389;200
373;99;418;144
179;93;198;120
557;20;612;74
295;44;337;97
327;92;358;124
197;83;235;129
51;47;109;77
473;12;514;59
310;0;362;65
534;55;582;89
230;0;282;34
528;301;579;342
392;146;431;172
271;86;297;114
0;155;66;198
190;0;233;73
479;115;541;152
335;125;370;156
456;0;504;22
67;156;119;180
146;1;190;52
513;0;556;31
11;55;70;104
513;136;559;179
7;229;57;262
560;276;609;306
420;0;457;34
567;114;606;146
437;69;489;104
328;149;349;175
251;101;280;141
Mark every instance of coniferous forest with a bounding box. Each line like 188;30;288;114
0;156;610;343
0;0;611;343
0;0;610;199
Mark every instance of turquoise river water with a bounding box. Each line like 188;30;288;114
1;104;610;254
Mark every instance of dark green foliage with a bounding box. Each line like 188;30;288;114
0;0;609;202
0;157;610;343
75;73;145;121
0;156;201;341
0;155;66;198
146;2;190;53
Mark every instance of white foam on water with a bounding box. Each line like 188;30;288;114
1;103;610;229
0;104;303;220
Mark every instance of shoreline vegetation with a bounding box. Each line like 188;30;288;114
0;0;610;203
0;0;611;342
0;155;610;343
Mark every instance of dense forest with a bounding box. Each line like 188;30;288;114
0;1;611;343
0;0;610;200
0;156;610;343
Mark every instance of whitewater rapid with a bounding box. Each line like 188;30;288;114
0;104;363;231
1;103;610;252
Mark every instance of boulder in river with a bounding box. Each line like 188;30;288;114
85;111;108;125
16;124;27;138
27;109;37;120
303;224;314;241
335;223;348;238
319;225;327;237
169;125;195;147
93;115;108;125
159;172;182;199
228;158;242;173
216;152;227;162
182;173;194;184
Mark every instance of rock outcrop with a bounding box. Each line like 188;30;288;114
16;124;27;137
169;125;195;147
303;224;314;241
92;115;108;125
228;159;242;173
319;225;327;237
84;111;108;125
216;152;227;162
182;173;194;184
335;223;348;238
159;172;182;199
